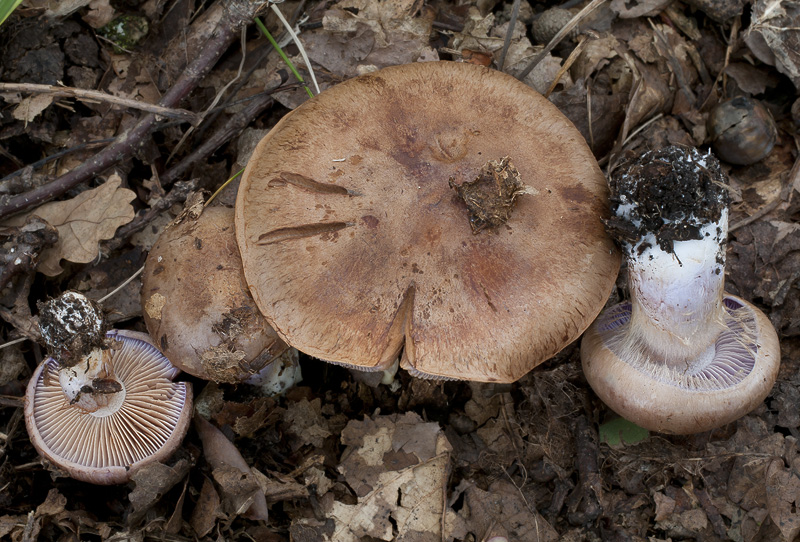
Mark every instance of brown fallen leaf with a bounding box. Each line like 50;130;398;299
324;411;466;542
459;480;559;541
34;488;67;517
766;449;800;542
127;459;192;525
12;95;54;123
1;174;135;276
194;413;269;521
283;398;332;450
745;0;800;90
190;477;225;537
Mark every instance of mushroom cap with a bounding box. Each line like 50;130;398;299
236;61;620;382
581;294;781;434
25;329;192;484
142;206;288;383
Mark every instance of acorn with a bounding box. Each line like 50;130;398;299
707;96;777;166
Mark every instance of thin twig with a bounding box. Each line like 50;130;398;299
498;0;521;71
0;83;200;122
0;337;26;351
160;87;277;186
166;26;250;165
0;138;114;186
98;266;144;304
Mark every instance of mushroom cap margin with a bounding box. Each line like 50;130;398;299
580;295;780;434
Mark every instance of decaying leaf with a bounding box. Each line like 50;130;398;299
82;0;115;28
283;398;332;450
745;0;800;89
1;174;135;276
323;412;465;542
765;446;800;542
127;459;191;524
194;414;269;521
190;478;225;538
12;95;54;123
457;480;559;541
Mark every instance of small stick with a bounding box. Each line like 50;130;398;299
0;83;199;122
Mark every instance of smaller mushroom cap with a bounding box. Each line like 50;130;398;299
142;206;288;383
25;330;192;484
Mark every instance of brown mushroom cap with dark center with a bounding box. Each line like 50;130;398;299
25;330;192;484
142;206;288;383
236;61;620;382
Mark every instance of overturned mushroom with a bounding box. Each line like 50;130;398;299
25;328;192;484
581;146;780;434
236;61;620;382
142;205;290;383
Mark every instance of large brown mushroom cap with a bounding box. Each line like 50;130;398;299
24;330;192;484
142;206;288;383
236;61;620;382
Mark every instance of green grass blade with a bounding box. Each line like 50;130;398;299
0;0;24;27
254;16;314;99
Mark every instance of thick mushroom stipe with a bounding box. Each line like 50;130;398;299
25;330;192;484
236;61;620;382
581;145;780;434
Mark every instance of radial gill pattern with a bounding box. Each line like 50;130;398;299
30;331;189;469
597;296;758;391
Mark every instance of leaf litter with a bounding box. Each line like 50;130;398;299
1;0;800;540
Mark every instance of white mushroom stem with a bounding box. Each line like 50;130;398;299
58;347;125;415
625;210;728;368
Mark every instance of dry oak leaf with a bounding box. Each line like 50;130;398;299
325;412;466;542
1;174;135;276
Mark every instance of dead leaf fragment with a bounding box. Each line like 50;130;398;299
12;95;54;123
745;0;800;89
128;459;191;524
766;449;800;541
459;480;559;541
190;478;225;537
324;412;463;542
82;0;115;28
34;488;67;517
1;174;135;276
283;398;332;449
194;414;269;521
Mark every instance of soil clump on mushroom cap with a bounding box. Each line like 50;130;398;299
604;146;729;255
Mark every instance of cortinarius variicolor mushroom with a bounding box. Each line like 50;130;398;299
141;205;291;383
581;146;780;434
26;292;192;484
236;61;620;382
